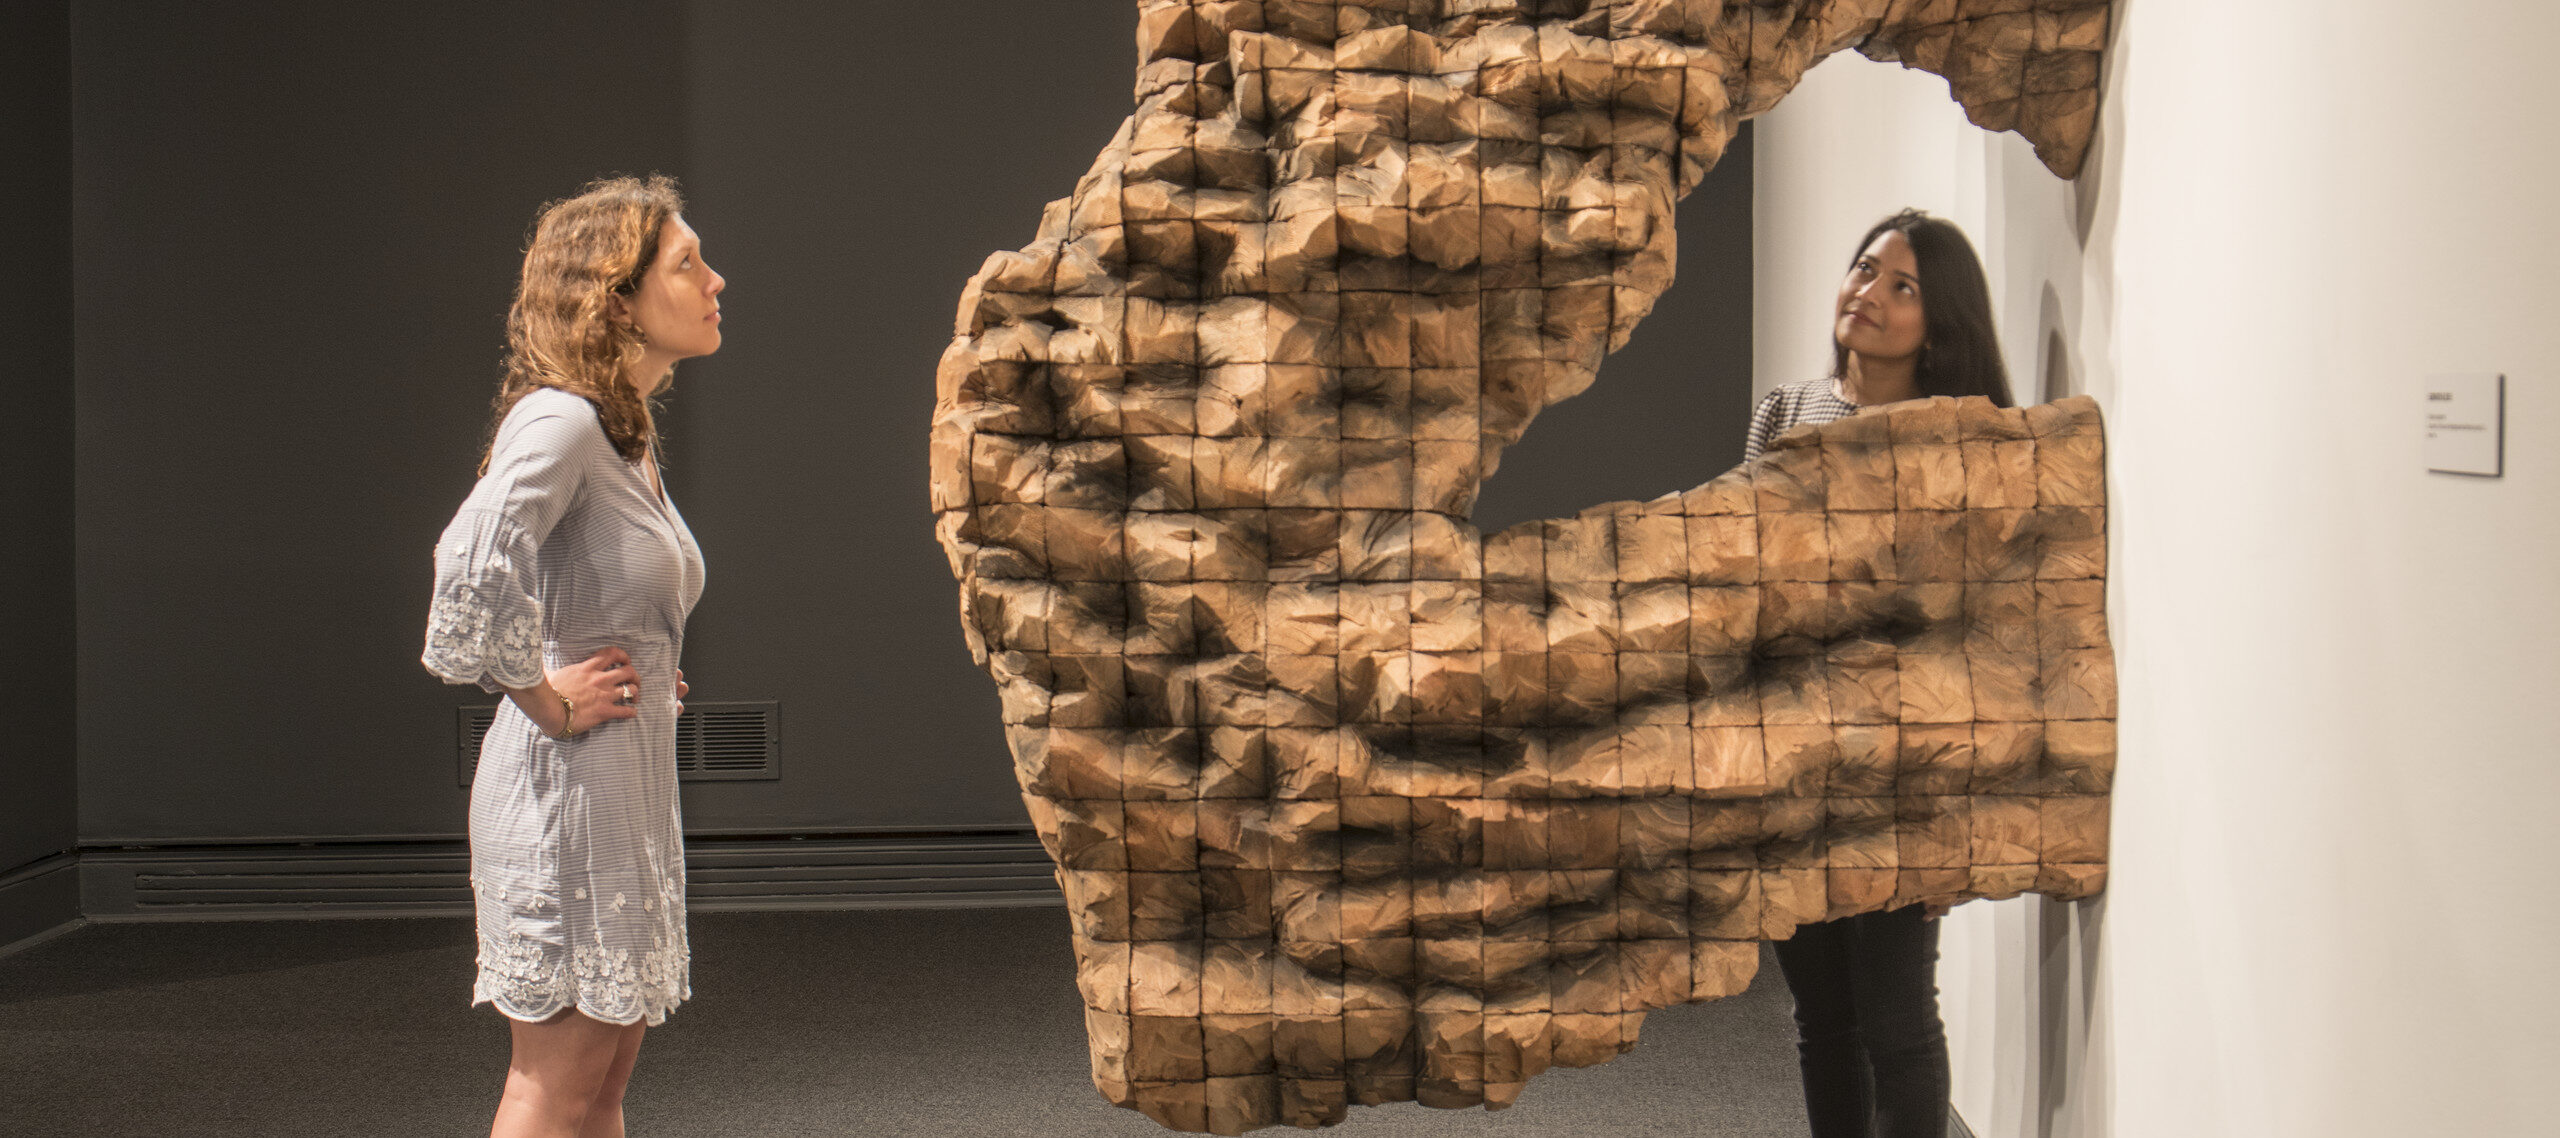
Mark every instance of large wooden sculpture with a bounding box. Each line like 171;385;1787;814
931;1;2116;1132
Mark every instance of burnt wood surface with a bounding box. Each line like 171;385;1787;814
932;2;2116;1131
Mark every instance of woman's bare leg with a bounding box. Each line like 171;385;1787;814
575;1022;647;1138
490;1009;635;1138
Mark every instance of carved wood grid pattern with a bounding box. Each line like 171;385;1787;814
930;2;2116;1131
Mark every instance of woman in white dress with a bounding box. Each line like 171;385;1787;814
422;174;720;1138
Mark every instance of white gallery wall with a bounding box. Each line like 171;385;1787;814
1749;3;2560;1135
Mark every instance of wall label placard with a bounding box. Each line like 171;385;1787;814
2425;372;2505;477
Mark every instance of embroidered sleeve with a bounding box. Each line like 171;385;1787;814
422;405;596;692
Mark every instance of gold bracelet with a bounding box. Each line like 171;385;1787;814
554;692;582;739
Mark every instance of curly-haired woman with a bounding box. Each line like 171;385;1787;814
422;174;721;1138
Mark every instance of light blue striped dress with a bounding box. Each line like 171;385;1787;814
422;386;705;1026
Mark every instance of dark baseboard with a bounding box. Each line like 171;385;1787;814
0;853;82;956
75;830;1061;921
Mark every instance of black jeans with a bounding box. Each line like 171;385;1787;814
1770;904;1950;1138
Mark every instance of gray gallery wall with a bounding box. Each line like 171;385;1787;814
73;0;692;843
1;0;80;943
57;0;1754;848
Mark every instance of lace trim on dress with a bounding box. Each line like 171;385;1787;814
473;926;692;1028
422;508;546;692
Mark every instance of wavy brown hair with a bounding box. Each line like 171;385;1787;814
478;174;685;472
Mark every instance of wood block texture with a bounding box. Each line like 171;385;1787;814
935;2;2117;1132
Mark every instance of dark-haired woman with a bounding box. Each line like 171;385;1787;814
1747;209;2010;1138
422;175;721;1138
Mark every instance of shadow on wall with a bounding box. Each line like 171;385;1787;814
2041;284;2076;403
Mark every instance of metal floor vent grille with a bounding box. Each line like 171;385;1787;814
77;833;1061;918
458;701;780;785
678;702;781;779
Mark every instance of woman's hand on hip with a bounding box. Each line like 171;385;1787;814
551;647;645;734
675;669;689;717
499;648;642;738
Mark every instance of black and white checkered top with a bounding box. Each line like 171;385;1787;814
1743;376;1864;462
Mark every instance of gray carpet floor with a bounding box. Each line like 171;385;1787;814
0;908;1810;1137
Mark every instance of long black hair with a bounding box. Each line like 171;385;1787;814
1830;209;2013;407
